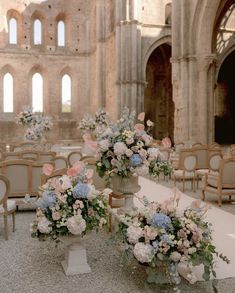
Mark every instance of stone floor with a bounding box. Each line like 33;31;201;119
0;176;235;293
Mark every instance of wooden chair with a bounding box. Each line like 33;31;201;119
68;151;83;167
51;156;68;169
202;157;235;206
38;151;56;161
195;152;222;189
0;175;16;240
172;151;197;192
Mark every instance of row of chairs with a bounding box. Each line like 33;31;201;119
0;149;84;169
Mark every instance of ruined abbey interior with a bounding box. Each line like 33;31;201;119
0;0;235;145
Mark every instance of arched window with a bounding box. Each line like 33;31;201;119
3;73;14;112
9;18;17;44
34;19;42;45
57;20;65;46
32;73;43;112
62;74;71;112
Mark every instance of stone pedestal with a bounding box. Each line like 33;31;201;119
61;237;91;275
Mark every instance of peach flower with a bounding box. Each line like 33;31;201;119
134;123;145;132
138;112;145;121
42;163;54;176
161;137;172;148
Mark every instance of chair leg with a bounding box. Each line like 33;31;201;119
12;212;16;232
3;215;8;240
201;189;205;201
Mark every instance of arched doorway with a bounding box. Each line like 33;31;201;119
215;50;235;144
144;44;174;140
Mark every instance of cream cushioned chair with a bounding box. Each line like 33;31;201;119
0;175;16;240
68;151;83;167
202;157;235;206
173;151;197;192
51;156;68;170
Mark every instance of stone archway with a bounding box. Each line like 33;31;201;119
144;43;174;140
215;50;235;143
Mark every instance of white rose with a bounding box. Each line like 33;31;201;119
66;215;86;235
113;142;128;155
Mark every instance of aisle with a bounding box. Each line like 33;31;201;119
135;177;235;280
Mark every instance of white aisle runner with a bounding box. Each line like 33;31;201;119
135;177;235;280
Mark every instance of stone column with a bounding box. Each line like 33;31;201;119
96;0;106;108
197;55;216;143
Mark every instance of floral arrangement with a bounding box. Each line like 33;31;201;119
150;160;173;178
96;108;171;179
16;106;53;141
117;190;229;291
30;162;109;241
78;108;110;139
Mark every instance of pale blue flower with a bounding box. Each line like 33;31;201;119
160;234;173;245
36;191;57;210
130;154;143;167
73;183;90;199
152;213;171;229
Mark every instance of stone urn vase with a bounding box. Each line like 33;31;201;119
60;236;91;276
111;175;141;210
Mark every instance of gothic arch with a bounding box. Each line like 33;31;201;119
6;9;22;45
30;10;45;46
143;35;171;82
0;64;16;113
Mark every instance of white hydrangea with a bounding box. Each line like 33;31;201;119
37;217;52;234
113;142;128;155
133;242;154;263
170;251;182;262
127;225;144;244
66;215;86;235
98;139;110;152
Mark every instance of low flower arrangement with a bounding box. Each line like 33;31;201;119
117;190;229;291
96;108;172;180
16;106;53;141
30;162;109;241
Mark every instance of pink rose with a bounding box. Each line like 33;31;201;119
67;161;85;177
138;112;145;121
52;211;61;221
134;123;145;132
161;137;172;148
42;164;54;176
178;229;187;239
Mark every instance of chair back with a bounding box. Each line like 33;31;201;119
68;151;83;167
81;156;106;190
220;158;235;187
177;148;193;169
192;146;208;169
208;152;222;172
0;175;9;208
230;147;235;156
21;150;39;161
38;151;56;161
52;156;68;169
0;159;31;198
2;152;21;161
183;154;197;172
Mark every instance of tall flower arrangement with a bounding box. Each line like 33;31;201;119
96;108;172;179
15;106;53;141
30;162;109;241
117;191;229;290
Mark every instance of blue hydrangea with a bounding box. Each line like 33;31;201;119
73;183;90;199
152;213;172;229
152;240;159;250
36;191;57;210
130;154;143;167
